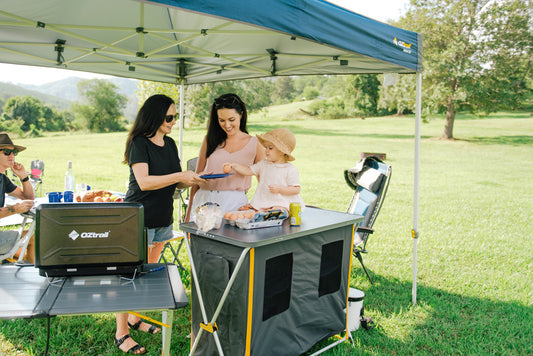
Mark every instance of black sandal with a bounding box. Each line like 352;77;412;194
128;319;160;334
114;334;146;355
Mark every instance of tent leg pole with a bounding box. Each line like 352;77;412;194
179;83;184;162
412;72;422;305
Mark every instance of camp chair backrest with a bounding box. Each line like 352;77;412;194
187;157;198;172
346;157;390;222
344;156;391;284
30;159;44;179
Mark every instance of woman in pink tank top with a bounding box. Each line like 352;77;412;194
186;93;265;222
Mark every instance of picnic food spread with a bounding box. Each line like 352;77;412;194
75;190;124;203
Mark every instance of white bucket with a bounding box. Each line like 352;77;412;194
346;288;365;332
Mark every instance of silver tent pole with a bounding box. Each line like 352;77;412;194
175;83;185;222
179;83;184;161
412;72;422;305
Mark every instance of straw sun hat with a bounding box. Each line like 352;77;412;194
257;128;296;161
0;133;26;152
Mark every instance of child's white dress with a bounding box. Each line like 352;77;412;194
250;159;304;211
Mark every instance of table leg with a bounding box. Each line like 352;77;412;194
162;310;173;356
185;234;250;356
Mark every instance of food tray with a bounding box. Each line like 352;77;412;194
224;209;288;230
235;218;286;229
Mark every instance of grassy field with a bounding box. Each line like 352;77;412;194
1;108;532;355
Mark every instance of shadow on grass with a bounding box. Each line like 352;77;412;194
336;270;533;355
0;307;192;356
463;135;533;146
2;266;531;355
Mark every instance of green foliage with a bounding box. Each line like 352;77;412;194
378;74;416;115
300;86;319;100
0;116;24;136
469;0;533;113
0;95;72;135
271;76;295;104
136;79;275;126
307;97;347;119
73;79;127;132
395;0;533;138
2;96;42;131
344;74;381;116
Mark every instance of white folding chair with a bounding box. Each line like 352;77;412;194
0;213;36;263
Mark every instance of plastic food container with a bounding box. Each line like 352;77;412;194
224;209;288;229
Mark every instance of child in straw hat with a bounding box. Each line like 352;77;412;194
227;128;304;212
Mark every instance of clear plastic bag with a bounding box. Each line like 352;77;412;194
195;202;223;232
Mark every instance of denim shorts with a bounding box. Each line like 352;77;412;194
146;224;174;246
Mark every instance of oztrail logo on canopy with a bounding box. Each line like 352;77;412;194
393;37;412;54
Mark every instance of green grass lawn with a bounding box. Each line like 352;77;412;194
1;110;532;355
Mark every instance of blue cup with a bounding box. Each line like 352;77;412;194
63;190;74;202
48;192;63;203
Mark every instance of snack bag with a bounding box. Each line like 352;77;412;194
195;202;223;232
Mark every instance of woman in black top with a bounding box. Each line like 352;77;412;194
116;94;204;355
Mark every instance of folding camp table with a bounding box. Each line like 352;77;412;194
0;263;188;356
180;206;363;356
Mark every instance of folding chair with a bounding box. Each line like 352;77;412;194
344;155;391;284
158;230;186;271
159;157;199;271
29;159;44;197
0;212;36;263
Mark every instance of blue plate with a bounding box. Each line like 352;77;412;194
200;173;233;179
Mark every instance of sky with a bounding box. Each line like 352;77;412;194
0;0;409;86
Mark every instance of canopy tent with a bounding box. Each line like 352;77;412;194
0;0;423;304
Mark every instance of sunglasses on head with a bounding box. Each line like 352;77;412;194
165;114;177;123
0;148;18;156
214;95;242;109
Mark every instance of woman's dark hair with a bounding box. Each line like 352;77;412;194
206;93;248;158
123;94;175;164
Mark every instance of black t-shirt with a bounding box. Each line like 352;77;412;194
125;136;181;228
0;173;17;207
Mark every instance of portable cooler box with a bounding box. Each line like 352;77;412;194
35;202;146;277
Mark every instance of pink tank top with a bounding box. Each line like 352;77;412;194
199;136;258;191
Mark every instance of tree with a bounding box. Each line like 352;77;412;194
397;0;532;139
271;76;295;104
378;74;416;116
74;79;127;132
2;96;42;131
136;79;275;126
344;74;381;116
471;1;533;112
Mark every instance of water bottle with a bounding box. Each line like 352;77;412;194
64;161;75;191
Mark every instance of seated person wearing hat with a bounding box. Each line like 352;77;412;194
0;133;35;262
226;128;304;213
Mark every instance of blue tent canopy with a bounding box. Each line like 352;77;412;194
0;0;422;84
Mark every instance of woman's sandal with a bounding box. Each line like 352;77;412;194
128;319;161;334
114;334;146;355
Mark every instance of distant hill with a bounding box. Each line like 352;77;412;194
0;77;139;121
0;82;71;110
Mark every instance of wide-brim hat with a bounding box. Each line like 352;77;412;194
0;133;26;152
257;128;296;161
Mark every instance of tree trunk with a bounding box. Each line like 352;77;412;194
441;96;456;139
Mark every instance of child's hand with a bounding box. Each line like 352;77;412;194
223;163;232;174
